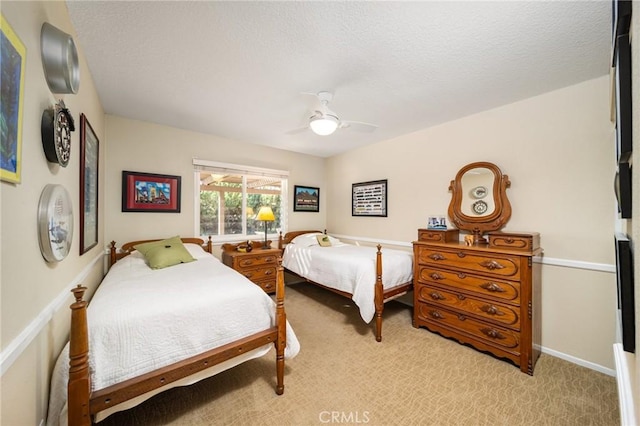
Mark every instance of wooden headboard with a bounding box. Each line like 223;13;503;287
278;230;325;249
109;236;213;267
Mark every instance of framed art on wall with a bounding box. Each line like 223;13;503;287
79;114;99;254
122;171;181;213
0;14;26;183
293;185;320;212
352;179;387;217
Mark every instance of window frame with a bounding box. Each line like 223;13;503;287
193;159;288;244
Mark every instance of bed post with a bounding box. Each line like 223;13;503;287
109;241;117;268
275;256;286;395
68;285;91;426
278;231;283;250
374;245;384;342
206;235;213;253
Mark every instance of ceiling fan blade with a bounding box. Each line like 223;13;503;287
340;120;378;133
285;125;310;135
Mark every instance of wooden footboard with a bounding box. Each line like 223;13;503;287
67;245;287;425
279;231;412;342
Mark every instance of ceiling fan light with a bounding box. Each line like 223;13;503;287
310;115;339;136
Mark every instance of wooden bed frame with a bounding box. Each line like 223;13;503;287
67;237;287;426
278;230;412;342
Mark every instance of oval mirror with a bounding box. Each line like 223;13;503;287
448;162;511;244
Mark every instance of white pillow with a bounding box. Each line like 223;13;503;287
291;233;323;247
184;243;215;260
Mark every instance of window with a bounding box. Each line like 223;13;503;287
193;159;288;242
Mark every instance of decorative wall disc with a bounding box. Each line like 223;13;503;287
38;184;73;262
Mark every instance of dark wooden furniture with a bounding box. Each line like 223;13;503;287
67;237;288;426
221;241;280;293
413;231;542;374
278;230;412;342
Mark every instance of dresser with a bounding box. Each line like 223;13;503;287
412;231;542;375
221;242;280;294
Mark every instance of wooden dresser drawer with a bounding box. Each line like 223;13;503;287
416;266;520;303
415;283;520;329
418;229;459;243
255;279;276;293
238;255;278;268
415;246;520;279
239;266;276;282
488;232;540;251
415;302;521;352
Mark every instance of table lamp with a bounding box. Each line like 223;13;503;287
256;206;275;249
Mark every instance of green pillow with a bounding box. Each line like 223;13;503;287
134;236;195;269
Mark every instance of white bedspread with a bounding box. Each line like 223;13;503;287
47;247;299;425
282;241;413;322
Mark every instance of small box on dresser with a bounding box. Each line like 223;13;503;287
412;233;543;375
418;228;460;243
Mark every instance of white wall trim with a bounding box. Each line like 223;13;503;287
541;346;615;376
613;343;637;426
330;233;615;273
0;253;104;376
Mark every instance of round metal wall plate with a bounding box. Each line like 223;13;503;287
41;22;80;94
38;184;74;262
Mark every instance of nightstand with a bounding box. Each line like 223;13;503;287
221;242;281;294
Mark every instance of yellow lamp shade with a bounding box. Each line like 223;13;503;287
256;206;275;221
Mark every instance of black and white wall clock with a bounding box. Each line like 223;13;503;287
38;184;73;262
41;99;74;167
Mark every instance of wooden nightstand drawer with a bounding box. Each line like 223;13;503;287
255;279;276;293
238;254;277;268
240;266;276;282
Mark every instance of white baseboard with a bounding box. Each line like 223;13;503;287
0;253;104;376
541;346;615;376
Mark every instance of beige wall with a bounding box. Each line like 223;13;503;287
1;2;105;425
326;76;618;369
104;115;326;249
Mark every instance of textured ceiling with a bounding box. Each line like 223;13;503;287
66;1;611;158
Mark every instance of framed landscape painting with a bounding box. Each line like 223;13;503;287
79;114;99;254
293;185;320;212
122;171;181;213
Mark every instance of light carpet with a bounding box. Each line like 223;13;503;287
98;281;619;426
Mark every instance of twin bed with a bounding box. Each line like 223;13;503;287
279;230;413;342
47;237;299;426
48;231;412;424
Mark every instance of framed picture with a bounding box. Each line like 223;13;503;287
615;33;632;164
427;216;447;230
615;162;632;219
79;114;99;254
1;14;26;183
352;179;387;217
293;185;320;212
122;171;181;213
615;232;635;353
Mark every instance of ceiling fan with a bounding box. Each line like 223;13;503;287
287;91;378;136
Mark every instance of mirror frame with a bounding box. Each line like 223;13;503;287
448;161;511;245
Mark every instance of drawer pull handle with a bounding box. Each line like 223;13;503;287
265;257;276;262
429;292;445;301
428;253;446;261
429;310;444;319
457;294;466;300
457;273;467;279
265;283;272;288
264;270;273;275
480;305;504;316
480;282;505;293
457;252;466;258
479;260;505;271
429;272;444;280
458;314;466;321
505;238;514;244
481;328;506;340
244;272;253;278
